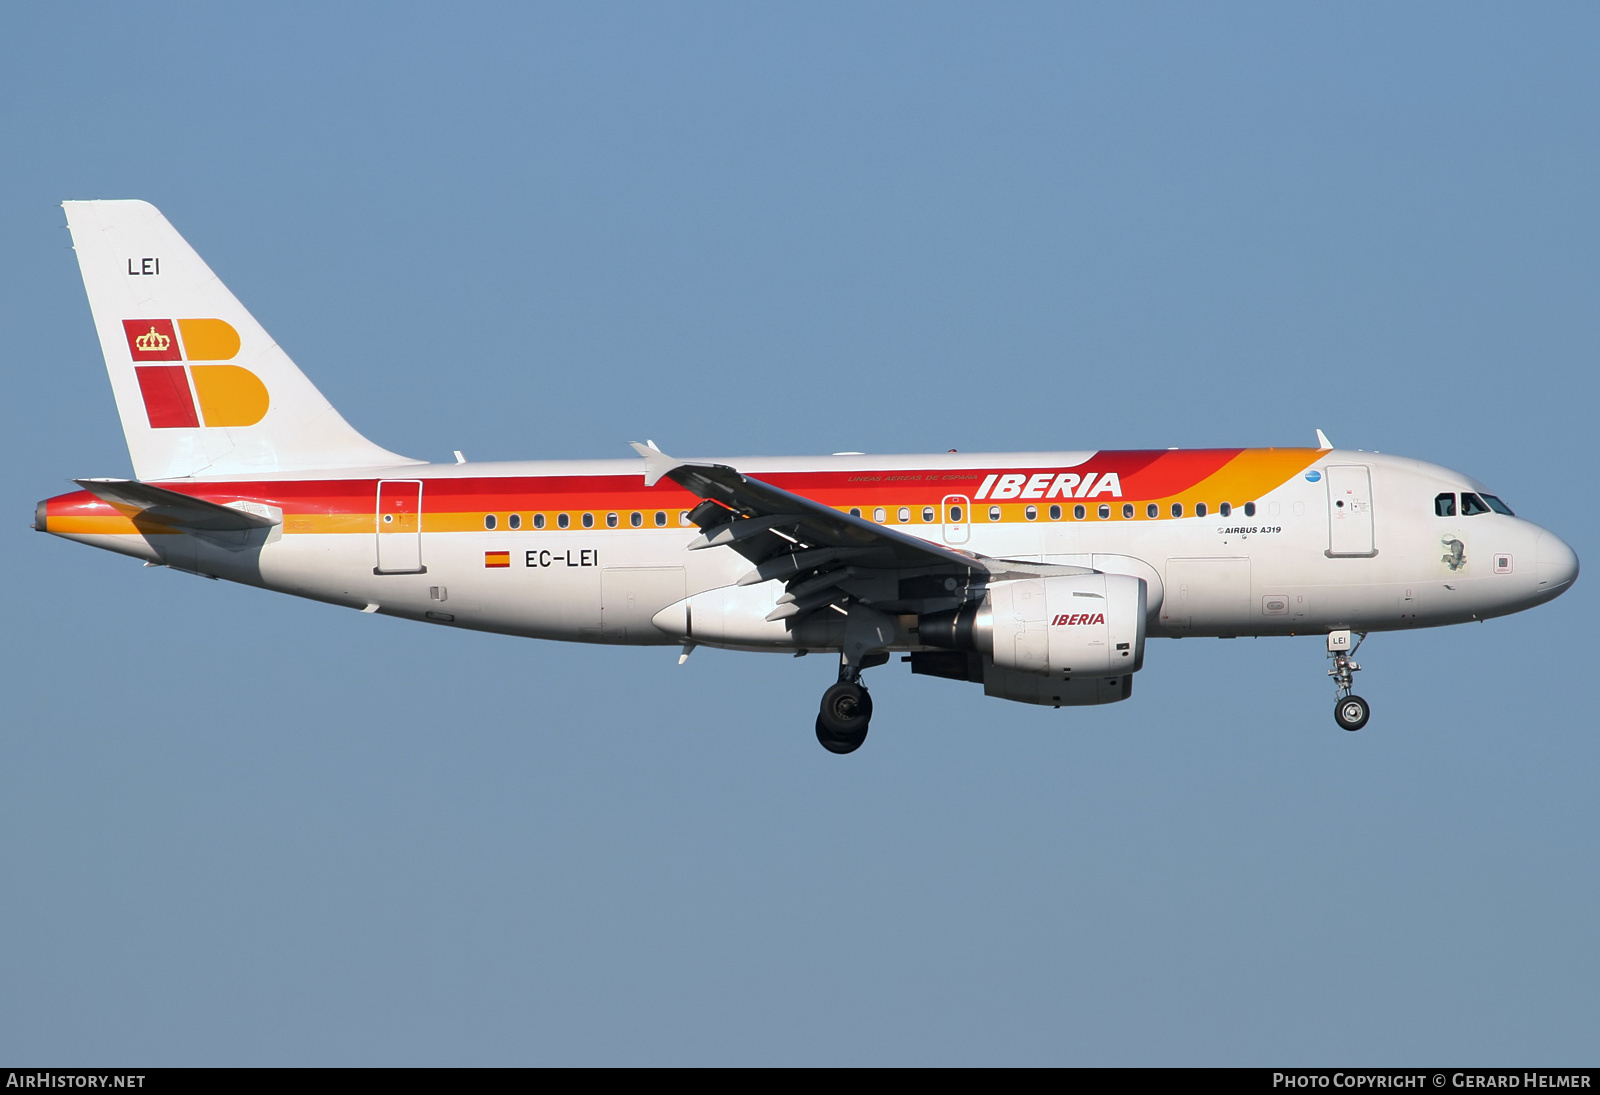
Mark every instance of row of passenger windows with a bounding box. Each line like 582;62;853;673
485;499;1261;531
849;501;1257;523
1434;492;1513;518
484;510;691;530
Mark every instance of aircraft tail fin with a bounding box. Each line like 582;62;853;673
63;200;420;480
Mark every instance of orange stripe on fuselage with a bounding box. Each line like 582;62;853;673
39;450;1324;535
1142;448;1322;511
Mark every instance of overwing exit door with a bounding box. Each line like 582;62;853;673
375;479;426;574
1325;465;1375;557
942;494;970;544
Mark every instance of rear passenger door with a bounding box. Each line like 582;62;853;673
375;479;426;574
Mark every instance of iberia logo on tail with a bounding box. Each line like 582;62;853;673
122;319;269;428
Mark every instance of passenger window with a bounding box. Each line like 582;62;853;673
509;514;521;530
1461;493;1491;516
1074;504;1086;520
1025;505;1037;521
558;513;570;529
948;505;963;523
1481;494;1514;516
874;507;886;523
533;513;546;529
988;505;1001;521
1171;503;1183;518
898;507;910;523
484;514;497;530
1244;502;1256;517
1219;502;1231;517
1147;503;1158;518
1122;503;1134;519
1434;493;1456;517
849;508;861;518
581;513;594;528
630;512;642;527
679;511;691;526
1196;502;1208;517
1049;504;1062;521
654;511;667;527
922;507;935;522
1097;504;1110;519
606;512;619;528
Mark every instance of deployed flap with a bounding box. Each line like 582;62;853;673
633;445;984;574
64;200;420;480
75;478;279;531
631;444;1094;624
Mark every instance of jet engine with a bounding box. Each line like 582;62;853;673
915;573;1147;706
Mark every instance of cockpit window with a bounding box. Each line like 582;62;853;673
1481;494;1514;516
1460;492;1491;516
1434;493;1456;517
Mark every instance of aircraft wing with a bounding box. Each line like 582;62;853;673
75;479;281;531
632;444;1089;623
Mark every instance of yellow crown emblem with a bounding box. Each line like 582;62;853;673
135;326;171;352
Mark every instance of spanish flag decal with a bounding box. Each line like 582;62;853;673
485;551;511;568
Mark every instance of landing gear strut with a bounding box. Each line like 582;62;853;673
1327;630;1370;731
813;609;893;754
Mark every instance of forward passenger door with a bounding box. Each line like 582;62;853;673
1325;465;1376;557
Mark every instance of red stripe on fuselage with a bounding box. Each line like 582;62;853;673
41;450;1265;519
1117;449;1243;498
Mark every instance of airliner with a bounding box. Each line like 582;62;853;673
37;201;1580;753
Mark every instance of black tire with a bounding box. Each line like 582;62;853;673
819;681;872;733
1334;695;1370;732
816;715;867;755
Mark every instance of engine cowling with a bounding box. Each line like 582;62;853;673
918;573;1147;678
981;662;1134;706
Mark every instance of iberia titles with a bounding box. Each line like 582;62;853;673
974;472;1122;500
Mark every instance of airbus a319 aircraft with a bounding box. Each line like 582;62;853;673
38;201;1580;753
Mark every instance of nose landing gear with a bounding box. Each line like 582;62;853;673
1327;629;1370;731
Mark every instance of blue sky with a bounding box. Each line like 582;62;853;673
2;2;1595;1064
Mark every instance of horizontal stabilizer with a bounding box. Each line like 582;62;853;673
75;478;280;531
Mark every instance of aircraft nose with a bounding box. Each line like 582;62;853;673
1536;531;1579;596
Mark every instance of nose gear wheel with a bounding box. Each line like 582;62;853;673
1335;695;1370;731
1327;632;1370;731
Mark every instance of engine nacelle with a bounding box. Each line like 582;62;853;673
981;661;1133;707
919;573;1147;677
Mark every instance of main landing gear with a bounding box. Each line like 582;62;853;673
814;650;887;755
814;609;895;754
816;679;872;754
1327;629;1370;731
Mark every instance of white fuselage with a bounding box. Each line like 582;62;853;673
44;448;1579;653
